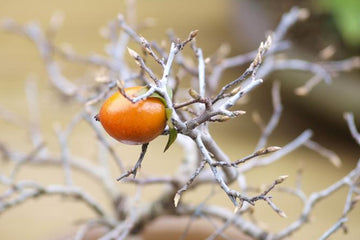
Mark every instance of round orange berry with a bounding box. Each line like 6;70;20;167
97;86;166;145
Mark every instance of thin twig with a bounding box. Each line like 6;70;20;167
255;81;283;150
174;159;206;207
304;140;342;167
239;130;313;173
211;146;281;167
0;182;109;218
344;112;360;146
275;159;360;239
117;143;149;181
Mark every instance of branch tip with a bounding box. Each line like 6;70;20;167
298;8;310;21
275;175;289;184
127;47;140;59
190;29;199;38
188;88;200;99
230;86;242;96
279;210;288;218
117;14;124;22
174;193;181;207
234;205;241;214
255;146;281;156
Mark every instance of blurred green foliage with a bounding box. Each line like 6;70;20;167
321;0;360;47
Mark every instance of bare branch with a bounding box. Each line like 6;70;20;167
319;218;348;240
272;7;309;43
54;124;74;186
239;130;313;173
0;180;109;219
127;47;159;84
117;143;149;181
255;81;283;150
295;75;322;96
270;59;332;84
2;5;360;240
211;146;281;167
344;112;360;146
175;159;206;207
139;35;165;68
83;112;126;173
276;159;360;239
304;140;342;167
212;35;272;104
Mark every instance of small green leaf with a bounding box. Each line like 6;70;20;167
164;126;178;152
150;91;167;106
164;108;178;152
165;108;174;127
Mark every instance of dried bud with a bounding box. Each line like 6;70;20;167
294;87;308;96
232;110;246;117
319;45;336;60
264;35;272;49
127;47;140;59
329;155;342;168
139;36;148;45
117;14;125;22
217;116;230;122
278;210;287;218
188;88;200;99
253;52;262;66
298;8;310;21
255;146;281;156
189;29;199;39
230;86;242;96
233;200;243;213
174;193;181;207
275;175;288;184
266;146;282;153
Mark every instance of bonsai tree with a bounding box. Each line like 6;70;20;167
1;3;359;240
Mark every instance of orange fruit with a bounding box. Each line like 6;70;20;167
97;86;167;145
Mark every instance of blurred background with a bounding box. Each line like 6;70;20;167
0;0;359;239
